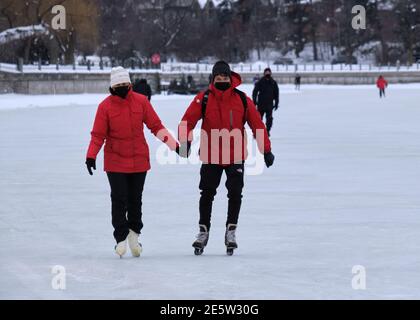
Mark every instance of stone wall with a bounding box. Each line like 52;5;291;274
1;70;420;95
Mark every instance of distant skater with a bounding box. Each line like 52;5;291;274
376;75;388;98
252;68;279;136
253;74;260;84
295;74;301;91
133;78;152;101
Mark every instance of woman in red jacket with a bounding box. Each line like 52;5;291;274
178;61;275;256
86;67;178;258
377;75;388;98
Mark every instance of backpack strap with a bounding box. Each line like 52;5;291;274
201;89;211;119
233;88;248;123
201;88;248;122
234;88;248;110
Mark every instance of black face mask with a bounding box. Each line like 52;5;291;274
265;74;272;79
110;86;130;99
214;82;231;91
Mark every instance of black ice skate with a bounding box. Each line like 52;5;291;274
192;225;209;256
225;224;238;256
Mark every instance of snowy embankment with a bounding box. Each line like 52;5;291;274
2;61;420;74
0;92;191;110
0;85;420;299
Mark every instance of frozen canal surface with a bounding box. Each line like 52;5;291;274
0;84;419;299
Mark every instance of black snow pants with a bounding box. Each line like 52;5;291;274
258;105;274;134
107;172;147;243
199;163;245;231
379;89;386;98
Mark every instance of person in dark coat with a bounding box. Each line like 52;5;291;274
133;78;152;101
253;75;260;84
295;74;301;91
252;68;279;136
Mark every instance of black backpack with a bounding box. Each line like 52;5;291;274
201;88;248;123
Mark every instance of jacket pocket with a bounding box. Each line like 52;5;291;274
109;108;133;139
133;136;149;157
109;139;135;158
108;108;121;119
131;106;143;118
131;107;143;133
108;108;123;132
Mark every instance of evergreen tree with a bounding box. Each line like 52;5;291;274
393;0;420;65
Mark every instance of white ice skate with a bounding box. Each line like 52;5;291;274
128;229;143;258
115;238;127;258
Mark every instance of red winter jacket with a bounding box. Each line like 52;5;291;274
376;77;388;90
178;72;271;166
87;90;178;173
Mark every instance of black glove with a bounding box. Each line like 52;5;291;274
274;103;279;111
86;158;96;176
176;142;191;158
264;152;275;168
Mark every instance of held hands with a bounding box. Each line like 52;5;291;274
86;158;96;176
176;142;191;158
264;152;275;168
86;146;270;170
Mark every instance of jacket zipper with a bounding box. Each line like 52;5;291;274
128;100;135;168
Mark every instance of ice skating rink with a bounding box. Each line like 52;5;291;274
1;84;419;299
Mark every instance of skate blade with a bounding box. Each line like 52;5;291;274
226;244;237;256
115;248;127;258
226;249;235;256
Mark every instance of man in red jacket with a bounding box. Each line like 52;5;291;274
377;75;388;98
178;61;275;256
86;66;179;258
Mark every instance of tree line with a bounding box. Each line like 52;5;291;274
0;0;419;66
